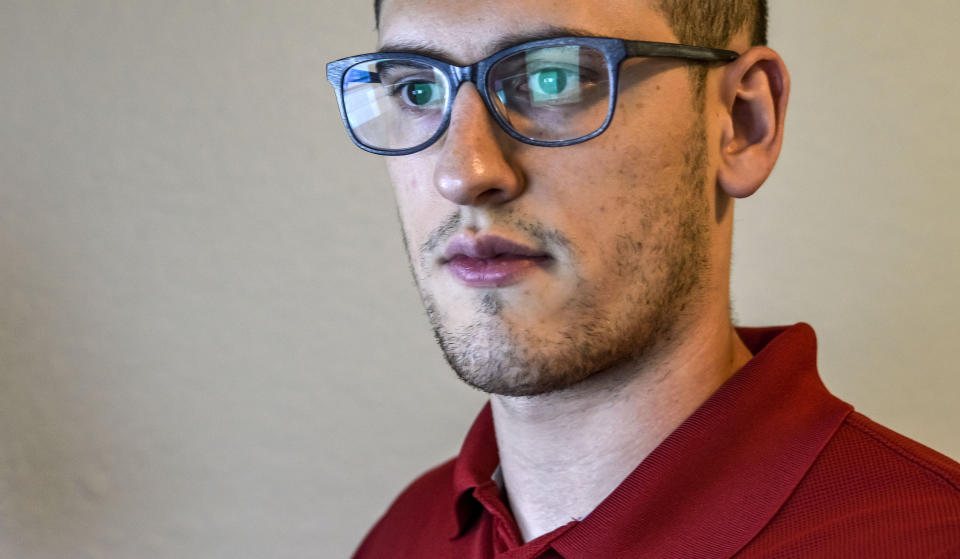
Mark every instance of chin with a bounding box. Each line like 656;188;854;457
430;314;622;397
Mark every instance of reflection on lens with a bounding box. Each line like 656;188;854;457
404;82;438;106
488;45;610;142
343;59;448;151
534;69;568;97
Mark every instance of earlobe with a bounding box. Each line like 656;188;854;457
716;47;790;199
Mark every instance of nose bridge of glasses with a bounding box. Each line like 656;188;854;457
448;63;479;93
445;62;514;140
445;63;493;116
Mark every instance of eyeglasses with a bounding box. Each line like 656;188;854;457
327;37;738;156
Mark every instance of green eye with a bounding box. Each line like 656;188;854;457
536;69;568;95
404;82;436;106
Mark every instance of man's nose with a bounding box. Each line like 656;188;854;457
433;85;526;206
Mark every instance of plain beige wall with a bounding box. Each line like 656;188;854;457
0;2;956;557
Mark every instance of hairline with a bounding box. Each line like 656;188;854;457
373;0;766;49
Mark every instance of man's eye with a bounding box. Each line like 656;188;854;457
525;67;584;105
529;68;570;96
395;81;442;107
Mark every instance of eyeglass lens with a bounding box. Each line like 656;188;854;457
342;45;611;152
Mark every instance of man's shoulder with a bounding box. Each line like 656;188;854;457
352;458;458;558
837;411;960;494
744;411;960;556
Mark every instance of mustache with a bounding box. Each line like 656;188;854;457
419;211;572;263
420;212;462;257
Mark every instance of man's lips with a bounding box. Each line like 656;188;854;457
443;234;548;261
442;234;551;288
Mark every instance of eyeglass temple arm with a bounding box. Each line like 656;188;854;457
624;40;739;62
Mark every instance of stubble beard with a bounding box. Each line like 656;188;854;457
407;117;711;397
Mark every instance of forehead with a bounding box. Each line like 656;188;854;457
378;0;677;64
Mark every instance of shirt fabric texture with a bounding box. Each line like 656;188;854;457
353;324;960;558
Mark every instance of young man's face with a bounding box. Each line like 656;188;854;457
379;0;721;396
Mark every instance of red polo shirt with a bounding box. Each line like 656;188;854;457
354;324;960;558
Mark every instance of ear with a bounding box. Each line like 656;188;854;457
716;46;790;198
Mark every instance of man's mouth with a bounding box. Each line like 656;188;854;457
442;234;551;288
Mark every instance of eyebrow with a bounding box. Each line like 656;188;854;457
377;26;596;65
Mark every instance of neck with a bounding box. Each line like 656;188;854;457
490;313;752;542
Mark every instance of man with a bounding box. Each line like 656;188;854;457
327;0;960;556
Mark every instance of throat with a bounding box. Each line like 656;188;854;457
490;386;670;542
488;325;750;543
495;424;649;542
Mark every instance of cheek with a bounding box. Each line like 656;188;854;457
542;140;679;234
385;157;426;207
387;156;456;279
385;158;442;249
539;138;696;281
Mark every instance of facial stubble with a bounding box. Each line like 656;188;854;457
404;117;711;397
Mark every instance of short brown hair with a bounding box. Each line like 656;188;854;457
373;1;768;48
655;1;767;99
657;0;767;48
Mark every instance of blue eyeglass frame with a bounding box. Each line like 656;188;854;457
326;37;739;156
